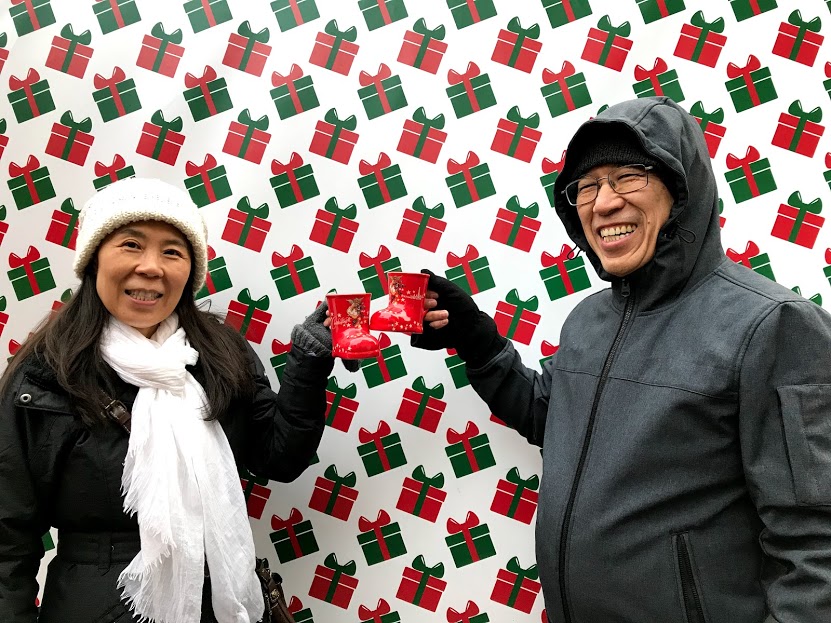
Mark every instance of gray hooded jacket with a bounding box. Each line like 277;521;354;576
466;97;831;623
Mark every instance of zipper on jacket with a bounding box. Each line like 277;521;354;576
676;534;707;623
557;278;634;623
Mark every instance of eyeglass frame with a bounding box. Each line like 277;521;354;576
562;164;655;207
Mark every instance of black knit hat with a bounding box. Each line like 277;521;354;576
568;123;662;181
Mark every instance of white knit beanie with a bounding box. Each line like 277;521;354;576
73;178;208;292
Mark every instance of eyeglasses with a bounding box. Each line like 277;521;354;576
563;164;654;207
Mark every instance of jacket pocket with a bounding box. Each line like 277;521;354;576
778;384;831;505
672;532;708;623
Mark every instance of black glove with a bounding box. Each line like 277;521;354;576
411;270;506;367
291;302;360;372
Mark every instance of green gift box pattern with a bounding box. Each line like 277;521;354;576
750;253;776;281
541;65;591;117
270;511;319;563
9;249;57;301
93;74;141;122
446;423;496;477
271;255;319;299
446;255;495;295
543;0;592;28
361;340;407;388
447;71;496;118
184;0;233;32
446;516;496;567
271;71;319;120
358;256;402;300
358;423;407;475
8;160;56;209
447;0;497;29
184;73;233;121
358;160;407;208
633;63;684;102
724;149;776;203
93;0;141;34
636;0;685;24
8;74;55;123
730;0;777;22
195;254;232;300
445;352;470;388
11;0;56;36
271;158;319;208
357;512;407;565
359;0;408;30
540;248;592;301
358;69;407;120
725;58;777;113
185;157;232;207
446;161;496;208
272;0;320;31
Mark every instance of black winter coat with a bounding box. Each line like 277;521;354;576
0;340;333;623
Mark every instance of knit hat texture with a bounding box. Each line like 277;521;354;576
568;124;662;182
73;178;208;292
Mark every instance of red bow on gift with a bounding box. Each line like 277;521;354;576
447;62;480;85
541;340;559;357
358;245;392;268
725;146;760;170
377;333;392;350
446;152;480;175
358;510;391;533
542;151;567;174
358;420;392;444
542;61;575;85
447;245;479;267
541;244;575;268
93;66;126;89
825;248;831;265
271;152;304;175
185;154;217;176
271;508;304;531
726;55;761;79
94;154;126;177
272;245;304;267
359;152;392;176
9;68;39;91
272;338;291;355
447;421;479;444
359;63;392;88
826;62;831;79
9;246;40;268
447;601;480;623
358;599;392;621
447;511;479;534
184;65;218;89
825;152;831;169
725;241;760;267
287;596;304;614
634;57;669;81
271;64;303;87
8;155;39;178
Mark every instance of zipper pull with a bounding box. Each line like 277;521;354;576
620;279;630;298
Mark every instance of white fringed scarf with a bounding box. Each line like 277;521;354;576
100;315;263;623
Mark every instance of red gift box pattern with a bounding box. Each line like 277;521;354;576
674;11;727;68
46;24;94;78
398;18;447;74
137;22;184;77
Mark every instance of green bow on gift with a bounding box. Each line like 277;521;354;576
238;20;270;42
59;288;73;304
413;17;445;40
412;465;444;488
690;10;725;34
0;119;5;135
0;33;6;48
60;110;92;132
788;191;822;215
323;464;358;487
60;197;79;217
412;555;445;578
238;108;270;130
506;106;540;129
413;106;445;130
506;195;539;218
788;9;822;32
791;286;822;306
506;467;540;490
238;196;270;219
0;296;5;313
323;552;357;575
507;16;540;39
324;196;358;219
789;99;823;123
324;19;358;42
506;288;539;312
506;556;539;580
150;109;183;132
151;21;183;44
411;196;444;218
60;23;92;44
238;288;270;310
689;101;724;127
0;205;6;222
326;376;358;399
412;376;444;399
324;108;358;131
597;14;631;37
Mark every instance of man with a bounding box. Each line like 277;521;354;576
416;97;831;623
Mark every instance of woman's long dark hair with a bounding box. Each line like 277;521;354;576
0;264;255;426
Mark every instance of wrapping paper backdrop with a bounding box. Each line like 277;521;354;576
2;0;831;620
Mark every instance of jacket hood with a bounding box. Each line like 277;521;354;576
553;97;724;309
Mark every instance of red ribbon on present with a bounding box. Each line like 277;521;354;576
359;245;393;292
9;69;42;117
725;241;760;267
286;0;304;25
287;596;304;615
200;0;218;27
541;340;559;357
271;152;305;202
654;0;670;18
272;245;305;294
9;246;42;296
358;599;392;622
358;511;393;561
373;0;393;26
447;63;482;113
271;508;305;558
464;0;481;23
185;66;219;116
8;155;42;204
358;420;393;470
447;511;482;563
271;64;304;113
11;0;40;30
825;152;831;169
359;64;394;115
542;62;577;111
825;62;831;79
372;333;393;382
272;338;292;355
94;67;128;117
541;151;567;174
446;421;481;472
359;153;393;204
203;245;218;294
446;245;481;294
447;600;480;623
726;56;762;107
98;0;126;28
634;58;669;95
186;154;218;203
446;151;481;204
94;154;127;181
541;244;577;295
747;0;761;16
725;146;762;198
825;248;831;265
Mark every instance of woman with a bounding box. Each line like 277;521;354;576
0;178;340;623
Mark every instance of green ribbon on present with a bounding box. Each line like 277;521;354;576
0;33;6;49
236;109;270;158
410;555;444;606
410;197;444;247
0;205;6;224
323;20;358;70
786;100;823;153
149;22;183;72
149;110;183;160
505;557;539;607
325;376;357;426
505;106;540;158
785;190;822;243
506;17;540;68
322;553;357;603
236;21;270;71
505;467;539;517
411;107;444;158
785;10;822;62
688;11;724;63
323;465;357;515
235;196;269;245
411;465;444;515
410;377;444;427
412;18;445;68
58;110;92;161
0;118;6;134
596;15;631;67
58;197;80;247
322;197;357;248
689;100;724;131
0;295;6;313
323;108;357;159
504;289;539;339
504;196;539;247
58;24;92;74
236;288;270;338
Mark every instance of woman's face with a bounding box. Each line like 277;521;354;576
95;220;192;337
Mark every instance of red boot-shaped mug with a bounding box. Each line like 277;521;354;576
328;293;380;359
369;272;429;334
